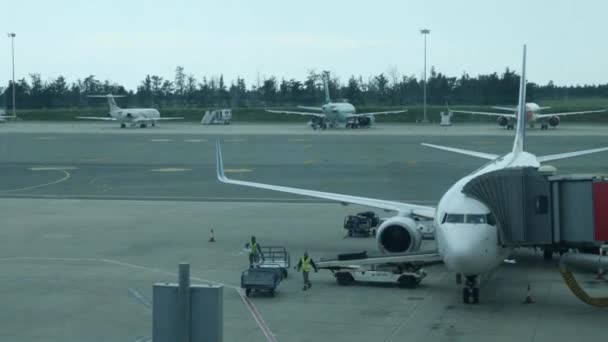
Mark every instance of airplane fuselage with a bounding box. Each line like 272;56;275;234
320;102;357;126
111;108;161;124
433;151;539;275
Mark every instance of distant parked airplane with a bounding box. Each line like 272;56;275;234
77;94;183;128
450;103;607;130
266;78;406;129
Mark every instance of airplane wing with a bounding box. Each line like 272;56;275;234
491;106;516;111
216;141;435;218
536;109;607;118
75;116;117;121
297;106;323;111
450;110;516;118
346;110;407;118
265;109;326;118
135;117;184;122
537;146;608;162
421;143;499;160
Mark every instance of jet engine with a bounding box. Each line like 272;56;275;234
376;216;422;253
549;116;560;127
357;116;374;127
496;116;509;127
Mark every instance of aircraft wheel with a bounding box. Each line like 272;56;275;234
120;123;126;128
462;287;470;304
472;288;480;304
336;272;354;286
140;123;147;128
152;122;156;127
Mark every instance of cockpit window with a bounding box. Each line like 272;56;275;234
486;213;496;226
466;214;487;224
445;214;464;223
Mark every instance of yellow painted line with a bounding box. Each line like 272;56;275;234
224;138;246;143
150;138;174;142
407;160;417;166
184;139;208;143
224;168;253;173
30;166;78;171
149;168;192;172
302;144;313;149
303;160;317;165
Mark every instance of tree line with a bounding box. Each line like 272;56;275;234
2;66;607;110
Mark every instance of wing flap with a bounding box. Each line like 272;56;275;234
536;109;607;118
265;109;325;118
75;116;117;121
347;110;407;118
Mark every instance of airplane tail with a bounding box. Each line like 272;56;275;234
512;45;527;154
323;77;331;103
88;94;124;113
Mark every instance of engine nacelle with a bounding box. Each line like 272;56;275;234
376;216;422;253
549;115;560;127
496;116;508;127
357;116;374;126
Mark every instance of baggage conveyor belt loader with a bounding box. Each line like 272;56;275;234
317;251;442;288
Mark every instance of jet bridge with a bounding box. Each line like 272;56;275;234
462;167;608;248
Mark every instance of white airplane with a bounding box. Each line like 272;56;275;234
216;46;608;304
450;102;607;130
266;78;406;129
0;109;16;123
76;94;183;128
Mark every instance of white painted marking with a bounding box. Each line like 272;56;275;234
35;136;59;140
149;168;192;172
184;139;207;143
29;166;78;171
0;170;71;193
149;139;173;142
223;138;246;143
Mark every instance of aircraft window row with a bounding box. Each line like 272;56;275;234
442;213;496;226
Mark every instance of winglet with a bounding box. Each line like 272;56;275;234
216;140;227;182
512;45;527;154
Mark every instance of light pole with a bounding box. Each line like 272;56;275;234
7;32;16;118
420;29;430;123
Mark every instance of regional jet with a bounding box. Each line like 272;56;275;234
266;78;406;129
77;94;183;128
450;102;606;130
217;46;608;303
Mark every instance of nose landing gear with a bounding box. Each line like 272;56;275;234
462;275;480;304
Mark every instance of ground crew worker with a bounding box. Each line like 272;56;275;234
248;236;263;268
296;251;318;291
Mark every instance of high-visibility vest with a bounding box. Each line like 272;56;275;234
250;242;258;255
301;256;312;272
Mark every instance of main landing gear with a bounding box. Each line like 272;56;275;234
120;123;126;128
462;275;480;304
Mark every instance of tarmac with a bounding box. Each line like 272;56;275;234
0;122;607;341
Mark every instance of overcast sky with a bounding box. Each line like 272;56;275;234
1;0;606;90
